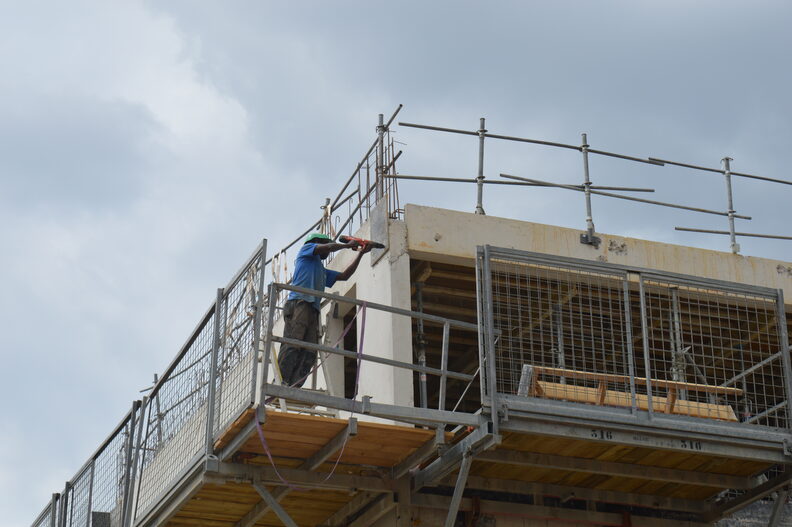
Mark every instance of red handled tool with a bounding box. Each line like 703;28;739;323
339;235;386;250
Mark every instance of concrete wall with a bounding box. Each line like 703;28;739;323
405;204;792;300
325;205;414;411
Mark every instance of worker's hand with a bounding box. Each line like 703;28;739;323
344;240;360;250
359;242;373;254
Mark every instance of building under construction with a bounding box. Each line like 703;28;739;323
32;107;792;526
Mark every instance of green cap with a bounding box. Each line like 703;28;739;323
305;232;332;244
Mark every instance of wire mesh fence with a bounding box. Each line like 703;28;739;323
132;244;266;520
212;257;262;437
132;312;215;518
480;246;791;430
31;501;55;527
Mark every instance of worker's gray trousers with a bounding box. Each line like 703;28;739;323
278;299;320;388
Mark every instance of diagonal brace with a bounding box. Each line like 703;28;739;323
252;482;298;527
236;418;358;527
444;453;473;527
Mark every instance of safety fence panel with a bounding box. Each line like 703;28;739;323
89;415;136;527
31;502;55;527
212;255;263;437
132;312;215;518
132;244;265;521
478;246;791;432
480;247;634;411
640;275;790;428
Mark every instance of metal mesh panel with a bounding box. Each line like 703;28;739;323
480;247;790;431
488;256;633;408
640;276;789;428
90;419;133;527
63;466;91;527
31;503;54;527
133;315;215;517
212;258;261;436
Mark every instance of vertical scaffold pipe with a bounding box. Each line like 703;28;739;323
475;117;487;215
722;157;740;254
581;133;595;239
416;281;428;408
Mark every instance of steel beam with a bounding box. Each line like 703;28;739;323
412;494;712;527
349;495;395;527
500;406;790;464
262;383;480;427
414;427;496;490
449;474;708;514
218;418;257;461
475;449;754;489
444;454;473;527
769;486;790;526
706;469;792;522
252;483;298;527
205;461;394;492
319;492;381;527
392;437;440;479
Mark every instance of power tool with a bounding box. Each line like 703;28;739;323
339;235;386;250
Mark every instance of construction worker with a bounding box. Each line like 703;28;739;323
278;232;371;388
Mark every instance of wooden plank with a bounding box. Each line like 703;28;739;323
536;381;738;421
531;365;743;396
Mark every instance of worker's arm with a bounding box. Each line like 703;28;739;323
313;241;358;258
336;244;372;281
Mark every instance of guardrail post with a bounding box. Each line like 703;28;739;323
123;399;144;527
249;239;268;406
638;276;654;419
775;290;792;430
475;117;486;215
482;245;499;435
50;493;59;527
623;275;638;414
260;282;278;406
205;288;225;455
85;460;95;527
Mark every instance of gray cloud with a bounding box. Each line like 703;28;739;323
4;1;792;525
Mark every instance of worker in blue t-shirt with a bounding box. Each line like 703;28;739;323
278;232;371;388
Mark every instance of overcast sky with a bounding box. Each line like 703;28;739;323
3;2;792;525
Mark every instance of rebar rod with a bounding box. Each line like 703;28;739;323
500;173;752;219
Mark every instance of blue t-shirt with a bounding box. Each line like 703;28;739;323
288;243;341;311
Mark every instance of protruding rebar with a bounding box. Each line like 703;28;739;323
376;114;385;201
722;157;740;254
475;118;486;215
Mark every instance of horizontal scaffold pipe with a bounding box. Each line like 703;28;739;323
272;336;475;382
277;283;480;331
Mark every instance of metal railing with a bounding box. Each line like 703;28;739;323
260;283;482;429
30;404;141;527
478;245;792;433
130;240;266;523
30;106;405;527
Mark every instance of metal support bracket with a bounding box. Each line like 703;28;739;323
414;424;498;490
580;232;602;248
